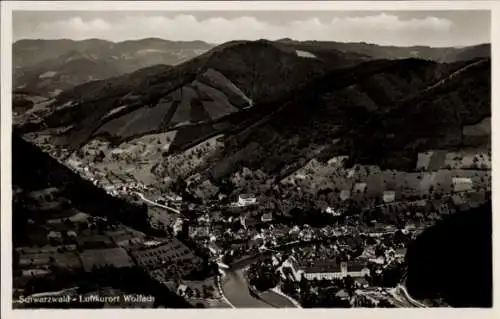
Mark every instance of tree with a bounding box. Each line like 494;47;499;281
185;287;194;299
194;288;201;298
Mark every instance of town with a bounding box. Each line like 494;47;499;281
13;132;491;308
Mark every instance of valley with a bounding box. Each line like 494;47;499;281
11;35;492;309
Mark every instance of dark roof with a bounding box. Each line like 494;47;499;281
299;261;342;273
347;261;367;272
239;194;255;199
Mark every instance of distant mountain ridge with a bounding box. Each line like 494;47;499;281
14;50;124;96
14;39;490;195
12;38;215;97
276;39;491;62
14;38;490;70
12;38;489;98
26;39;363;149
13;38;214;69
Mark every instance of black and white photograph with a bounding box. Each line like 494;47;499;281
1;0;496;315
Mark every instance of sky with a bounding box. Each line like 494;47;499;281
13;10;491;47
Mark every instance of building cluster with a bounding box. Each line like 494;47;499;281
65;158;148;198
290;260;371;281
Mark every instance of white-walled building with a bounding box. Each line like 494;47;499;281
261;212;273;222
340;190;351;201
383;190;396;203
325;207;343;216
354;183;368;194
237;194;257;207
452;177;473;192
295;261;370;281
172;218;184;236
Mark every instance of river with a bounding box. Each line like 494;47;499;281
221;253;297;308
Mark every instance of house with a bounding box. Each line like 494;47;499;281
22;269;51;277
240;216;247;229
288;225;301;235
298;263;344;280
436;202;455;215
296;261;370;281
369;256;386;265
452;177;473;192
346;261;371;278
197;215;210;224
177;284;188;296
295;173;306;180
67;230;77;238
383;190;396;203
354;183;368;194
340;190;351;201
172;218;184;235
47;231;62;241
394;248;406;259
261;212;273;223
238;194;257;207
347;169;356;178
428;150;448;171
188;226;210;239
335;289;350;300
325;207;342;216
451;193;472;211
327;156;348;167
409;199;427;207
208;242;222;256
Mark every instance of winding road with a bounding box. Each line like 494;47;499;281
397;284;427;307
134;191;182;215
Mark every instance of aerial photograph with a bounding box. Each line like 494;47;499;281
9;8;491;309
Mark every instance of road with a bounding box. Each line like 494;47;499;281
386;284;427;308
134;192;182;215
396;284;427;308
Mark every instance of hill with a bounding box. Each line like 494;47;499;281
13;50;125;97
15;40;491;199
21;39;366;149
404;200;492;307
276;39;490;62
13;38;213;70
173;57;490;183
12;38;215;98
13;39;488;100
